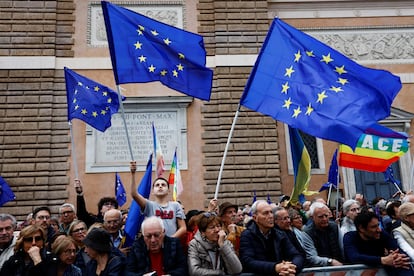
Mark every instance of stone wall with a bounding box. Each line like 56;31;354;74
198;0;283;206
0;0;75;218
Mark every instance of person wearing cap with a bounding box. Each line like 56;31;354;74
84;228;125;275
126;216;188;276
217;201;245;256
393;202;414;262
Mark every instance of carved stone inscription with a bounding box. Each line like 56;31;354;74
85;97;191;173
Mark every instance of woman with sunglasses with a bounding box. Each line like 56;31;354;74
0;224;58;275
50;235;82;276
68;220;90;274
188;212;242;276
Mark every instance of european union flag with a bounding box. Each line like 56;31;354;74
319;149;340;192
124;154;153;246
65;67;122;132
115;173;127;207
0;176;16;207
101;1;213;101
240;18;402;149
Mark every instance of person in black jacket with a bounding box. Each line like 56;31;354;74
74;179;119;227
126;216;188;276
240;200;304;275
0;224;59;276
83;228;125;276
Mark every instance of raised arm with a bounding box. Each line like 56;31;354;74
130;161;147;210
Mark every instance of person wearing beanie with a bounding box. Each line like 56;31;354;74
84;228;125;275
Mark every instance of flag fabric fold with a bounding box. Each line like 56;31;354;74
65;67;122;132
240;18;402;149
339;128;409;172
168;149;183;201
115;173;127;207
101;1;213;101
289;127;318;204
319;149;339;192
0;176;16;207
152;122;165;178
124;154;153;246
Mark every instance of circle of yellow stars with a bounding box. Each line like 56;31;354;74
133;24;186;78
280;49;349;119
72;81;114;118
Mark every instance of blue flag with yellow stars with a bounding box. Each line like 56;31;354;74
115;172;127;207
65;67;122;132
240;18;402;149
101;1;213;101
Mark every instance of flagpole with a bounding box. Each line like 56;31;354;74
327;184;332;206
214;104;241;199
116;85;134;161
69;121;79;179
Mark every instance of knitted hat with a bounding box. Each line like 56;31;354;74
83;228;112;253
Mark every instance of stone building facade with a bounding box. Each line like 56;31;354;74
1;0;413;219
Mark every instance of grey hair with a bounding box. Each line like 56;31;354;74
251;200;268;215
103;209;122;221
342;199;359;215
59;203;75;214
272;206;286;218
141;216;165;236
309;201;329;217
0;213;17;229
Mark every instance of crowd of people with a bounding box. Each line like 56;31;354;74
2;164;414;275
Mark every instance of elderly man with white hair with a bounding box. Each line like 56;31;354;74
126;216;188;276
393;202;414;262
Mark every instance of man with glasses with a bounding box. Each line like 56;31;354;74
31;206;55;249
303;201;343;267
74;178;119;227
0;213;17;270
58;203;77;234
240;200;304;275
126;216;187;275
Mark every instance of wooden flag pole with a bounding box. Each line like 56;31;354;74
214;104;241;199
69;121;79;179
116;85;134;161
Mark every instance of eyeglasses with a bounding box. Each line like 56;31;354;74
316;214;329;219
71;227;86;234
0;226;13;232
103;202;115;207
291;216;302;220
63;248;77;255
350;208;360;212
23;236;43;243
144;232;162;239
36;215;50;221
277;216;290;221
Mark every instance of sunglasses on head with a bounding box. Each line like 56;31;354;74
202;212;217;218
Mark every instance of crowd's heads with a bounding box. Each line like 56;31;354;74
219;202;238;226
16;224;45;252
97;197;118;216
83;228;112;254
273;206;290;231
288;208;303;230
342;199;360;220
251;200;274;232
59;203;76;226
354;211;381;240
0;213;17;246
51;235;77;265
386;200;401;219
141;216;165;253
103;209;122;234
197;212;222;233
68;220;87;244
32;206;51;230
309;202;330;229
398;202;414;227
